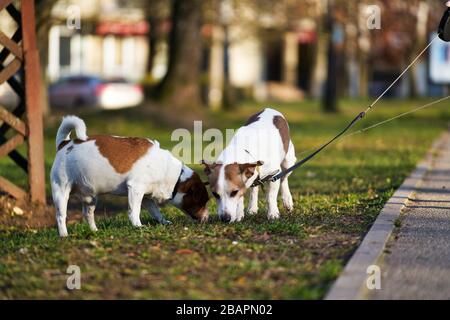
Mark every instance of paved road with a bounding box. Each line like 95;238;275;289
371;133;450;299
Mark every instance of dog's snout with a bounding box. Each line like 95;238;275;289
220;213;232;223
199;208;209;222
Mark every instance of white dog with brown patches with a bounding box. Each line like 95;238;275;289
51;116;209;237
202;108;296;222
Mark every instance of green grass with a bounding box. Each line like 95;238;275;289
1;98;449;299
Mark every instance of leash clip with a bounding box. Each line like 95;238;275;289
251;170;281;187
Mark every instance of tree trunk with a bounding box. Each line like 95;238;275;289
322;2;338;113
157;0;203;108
221;24;235;110
36;27;50;117
311;28;327;99
323;35;338;113
146;16;159;75
409;1;429;98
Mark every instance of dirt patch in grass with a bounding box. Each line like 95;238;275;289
0;195;54;229
0;195;84;229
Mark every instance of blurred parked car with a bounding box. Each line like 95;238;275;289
49;75;144;110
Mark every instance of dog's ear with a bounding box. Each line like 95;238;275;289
239;161;264;179
201;160;212;175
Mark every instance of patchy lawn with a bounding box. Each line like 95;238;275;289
1;99;449;299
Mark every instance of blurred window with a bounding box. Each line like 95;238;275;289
107;77;128;84
67;77;90;85
59;36;71;67
265;38;283;82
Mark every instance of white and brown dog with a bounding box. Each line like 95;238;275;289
202;108;296;222
51;116;209;236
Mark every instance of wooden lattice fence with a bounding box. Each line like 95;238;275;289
0;0;45;204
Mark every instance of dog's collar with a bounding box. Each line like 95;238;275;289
171;168;184;200
253;166;261;183
246;166;261;188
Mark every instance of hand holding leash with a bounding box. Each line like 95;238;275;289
438;1;450;41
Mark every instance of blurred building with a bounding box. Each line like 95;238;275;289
47;0;148;82
46;0;319;104
38;0;450;107
206;1;319;107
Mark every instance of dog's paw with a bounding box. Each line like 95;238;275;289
267;211;280;220
283;196;294;212
58;227;68;237
246;208;258;215
131;222;143;228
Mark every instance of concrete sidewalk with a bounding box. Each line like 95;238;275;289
326;130;450;300
370;131;450;299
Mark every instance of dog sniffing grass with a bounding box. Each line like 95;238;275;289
1;99;449;299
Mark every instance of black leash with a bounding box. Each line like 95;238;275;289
272;111;366;182
251;111;366;187
251;4;450;188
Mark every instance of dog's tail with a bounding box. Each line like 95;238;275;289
55;115;88;150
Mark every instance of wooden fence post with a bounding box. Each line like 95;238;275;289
0;0;46;204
